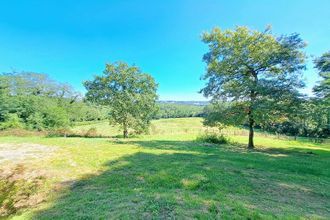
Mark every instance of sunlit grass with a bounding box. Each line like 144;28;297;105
0;118;329;219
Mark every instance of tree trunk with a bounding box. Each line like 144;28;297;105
248;112;254;149
123;122;128;138
123;129;128;138
247;91;255;149
248;71;258;149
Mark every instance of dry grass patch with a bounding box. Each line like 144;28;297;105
0;164;49;217
0;143;56;164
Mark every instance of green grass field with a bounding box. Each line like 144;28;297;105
1;118;329;219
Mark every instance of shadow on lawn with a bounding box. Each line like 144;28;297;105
130;139;329;156
33;140;330;219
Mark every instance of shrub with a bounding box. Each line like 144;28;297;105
47;128;71;137
84;127;98;137
0;114;24;130
196;133;229;144
26;112;45;131
0;128;45;137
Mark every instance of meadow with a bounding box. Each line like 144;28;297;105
0;118;329;219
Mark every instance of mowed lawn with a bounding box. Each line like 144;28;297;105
1;118;329;219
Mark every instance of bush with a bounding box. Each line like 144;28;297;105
47;128;71;137
0;113;24;130
84;127;98;137
26;112;45;131
47;127;101;138
196;132;229;144
0;128;45;137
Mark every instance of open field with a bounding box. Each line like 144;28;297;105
1;118;329;219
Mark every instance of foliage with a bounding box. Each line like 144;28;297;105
26;113;46;131
0;72;109;131
275;98;329;140
84;127;98;137
203;102;245;129
43;105;71;130
260;52;330;140
46;127;101;138
154;103;204;119
0;113;24;130
196;132;229;144
204;98;329;140
313;51;330;100
84;62;158;138
201;26;306;148
0;75;11;122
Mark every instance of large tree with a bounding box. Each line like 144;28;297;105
313;51;330;101
84;62;158;138
312;51;330;138
201;26;306;148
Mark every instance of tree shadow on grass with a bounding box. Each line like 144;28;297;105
33;140;330;219
129;139;329;159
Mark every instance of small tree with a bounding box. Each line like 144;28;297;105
84;62;158;138
201;26;306;148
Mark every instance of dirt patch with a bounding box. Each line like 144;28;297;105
0;143;57;164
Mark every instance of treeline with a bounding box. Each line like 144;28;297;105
0;72;109;131
154;103;204;119
261;98;329;139
0;72;204;132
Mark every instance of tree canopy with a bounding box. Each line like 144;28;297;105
84;62;158;138
313;51;330;101
201;26;306;148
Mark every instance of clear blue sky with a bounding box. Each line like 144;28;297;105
1;0;329;100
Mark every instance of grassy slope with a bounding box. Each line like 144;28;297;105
0;118;329;219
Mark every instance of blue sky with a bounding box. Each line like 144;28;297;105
1;0;329;100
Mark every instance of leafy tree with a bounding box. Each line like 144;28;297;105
313;51;330;100
310;52;330;139
201;26;306;148
84;62;158;138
